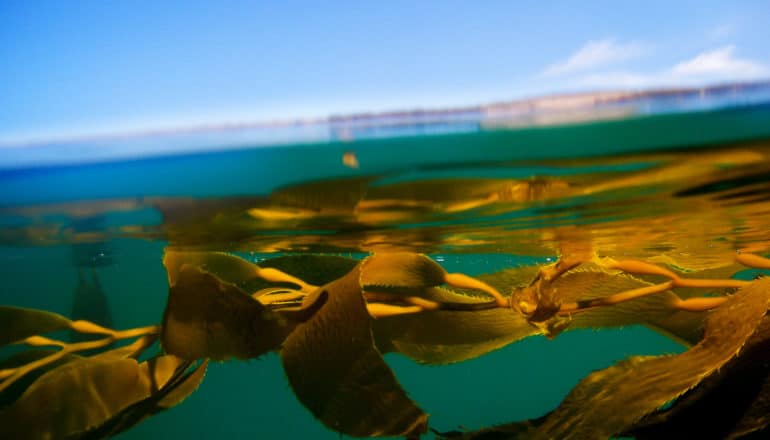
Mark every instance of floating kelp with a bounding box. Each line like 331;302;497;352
162;266;295;360
3;143;770;260
281;264;428;438
626;316;770;439
2;249;769;439
438;276;770;439
161;263;328;360
0;329;205;440
526;277;770;439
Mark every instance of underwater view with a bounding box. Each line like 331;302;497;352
2;82;770;439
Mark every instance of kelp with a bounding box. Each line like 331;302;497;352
440;276;770;439
0;335;200;440
282;264;428;438
163;249;315;292
625;316;770;439
77;358;209;439
2;248;769;439
4;143;770;258
161;264;327;360
0;306;73;347
373;294;537;364
161;265;295;360
0;350;83;410
527;277;770;439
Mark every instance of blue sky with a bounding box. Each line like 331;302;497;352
1;0;769;144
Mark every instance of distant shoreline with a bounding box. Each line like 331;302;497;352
3;80;769;149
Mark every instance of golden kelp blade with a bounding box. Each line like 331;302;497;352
281;266;428;438
156;359;208;409
0;350;82;410
368;264;541;364
372;266;702;366
81;359;209;439
269;176;372;213
372;286;539;364
520;277;770;440
361;252;507;307
163;250;313;291
361;253;446;289
161;265;295;360
626;316;770;439
0;336;154;412
256;254;359;287
443;277;770;439
0;353;188;439
542;266;708;344
0;306;73;347
163;250;259;286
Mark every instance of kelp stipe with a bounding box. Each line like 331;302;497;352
2;251;770;438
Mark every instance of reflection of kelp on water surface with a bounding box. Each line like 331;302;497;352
145;143;770;260
1;248;770;438
3;142;770;260
2;140;770;438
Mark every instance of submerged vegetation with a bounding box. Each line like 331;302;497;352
2;137;770;438
1;248;769;439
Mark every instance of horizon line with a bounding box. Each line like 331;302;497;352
2;79;769;149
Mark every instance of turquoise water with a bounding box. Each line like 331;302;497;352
2;87;770;438
0;242;684;438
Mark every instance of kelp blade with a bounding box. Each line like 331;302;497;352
161;265;292;360
163;250;263;287
0;353;189;439
0;306;72;347
453;277;770;439
627;316;770;439
77;359;209;439
372;286;538;364
281;266;428;437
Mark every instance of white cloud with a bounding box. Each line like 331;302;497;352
574;45;769;89
543;39;647;76
671;45;768;78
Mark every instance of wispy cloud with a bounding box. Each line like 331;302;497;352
671;45;767;77
543;39;647;76
575;45;769;89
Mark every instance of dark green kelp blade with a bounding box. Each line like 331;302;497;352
0;306;72;347
281;265;428;438
161;265;294;360
626;314;770;439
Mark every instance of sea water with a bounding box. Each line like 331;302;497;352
2;85;770;438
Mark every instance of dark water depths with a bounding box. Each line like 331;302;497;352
2;93;770;438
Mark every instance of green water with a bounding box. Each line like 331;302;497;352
0;242;684;438
2;100;770;438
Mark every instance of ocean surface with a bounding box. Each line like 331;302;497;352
2;83;770;438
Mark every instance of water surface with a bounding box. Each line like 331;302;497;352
2;85;770;438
